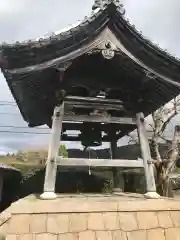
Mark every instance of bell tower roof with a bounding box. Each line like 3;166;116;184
1;0;180;129
92;0;124;11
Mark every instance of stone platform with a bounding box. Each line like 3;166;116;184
1;193;180;239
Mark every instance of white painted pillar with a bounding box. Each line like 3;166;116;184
0;175;3;203
136;113;160;199
40;103;64;200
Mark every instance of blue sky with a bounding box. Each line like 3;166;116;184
0;0;180;153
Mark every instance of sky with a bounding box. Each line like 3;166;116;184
0;0;180;154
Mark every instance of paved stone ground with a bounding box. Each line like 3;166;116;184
1;193;180;239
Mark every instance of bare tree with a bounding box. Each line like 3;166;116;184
129;97;180;197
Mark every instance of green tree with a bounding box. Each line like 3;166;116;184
59;144;68;158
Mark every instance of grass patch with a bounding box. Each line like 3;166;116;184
9;162;44;177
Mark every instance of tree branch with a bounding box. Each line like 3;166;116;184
165;125;180;176
160;111;177;134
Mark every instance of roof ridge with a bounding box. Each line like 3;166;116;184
92;0;125;11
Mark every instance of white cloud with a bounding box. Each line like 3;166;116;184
124;0;180;56
0;0;25;15
0;0;94;43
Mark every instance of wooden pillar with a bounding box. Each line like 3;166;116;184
40;103;64;200
136;113;160;198
111;140;124;192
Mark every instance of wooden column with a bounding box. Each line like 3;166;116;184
111;140;124;192
136;113;160;198
40;103;64;200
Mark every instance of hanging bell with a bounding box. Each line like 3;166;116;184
81;123;102;147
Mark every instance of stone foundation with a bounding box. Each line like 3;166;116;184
1;194;180;239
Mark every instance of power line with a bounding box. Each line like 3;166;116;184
0;102;17;106
0;101;16;104
0;130;79;136
0;125;49;130
0;101;16;106
0;112;20;116
0;130;50;135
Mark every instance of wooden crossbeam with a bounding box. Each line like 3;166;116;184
61;134;109;142
65;96;123;104
63;114;136;124
61;122;132;131
61;95;135;125
56;157;144;168
64;96;125;111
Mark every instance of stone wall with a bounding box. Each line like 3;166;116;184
1;194;180;239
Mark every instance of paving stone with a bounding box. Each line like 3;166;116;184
8;215;30;234
79;231;96;240
88;213;104;230
30;214;47;233
157;212;173;228
47;214;69;234
147;229;165;240
96;231;113;240
170;211;180;227
69;213;87;232
19;234;34;240
119;212;138;231
165;228;180;240
112;230;127;240
35;233;57;240
6;235;18;240
103;212;120;230
126;230;147;240
58;233;78;240
136;212;158;230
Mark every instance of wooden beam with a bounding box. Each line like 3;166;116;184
41;103;64;200
63;114;136;125
62;122;133;131
65;102;125;111
61;134;117;142
136;112;159;198
64;96;125;111
56;157;144;168
65;95;123;104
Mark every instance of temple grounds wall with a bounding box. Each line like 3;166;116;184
1;194;180;240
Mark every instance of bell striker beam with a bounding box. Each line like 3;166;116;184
136;113;160;199
40;103;64;200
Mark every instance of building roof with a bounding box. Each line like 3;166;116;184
1;2;180;74
0;1;180;129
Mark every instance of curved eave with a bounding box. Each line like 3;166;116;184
0;7;109;70
111;10;180;81
0;2;180;78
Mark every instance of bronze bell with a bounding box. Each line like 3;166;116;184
81;123;102;147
